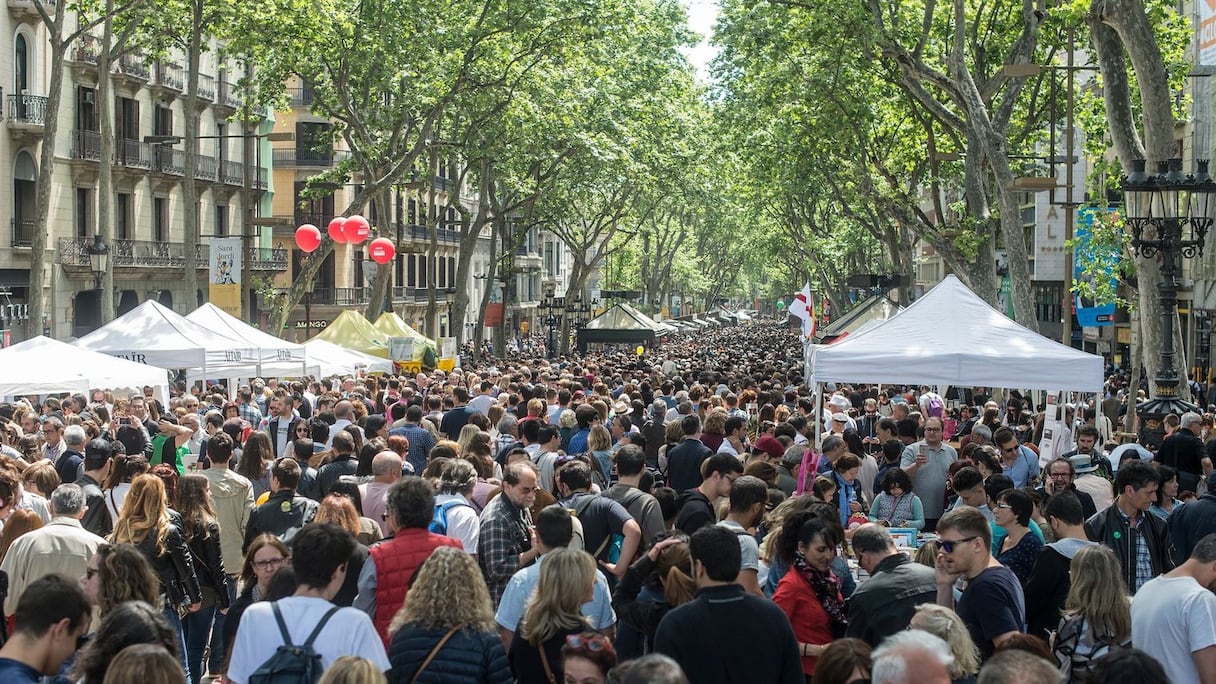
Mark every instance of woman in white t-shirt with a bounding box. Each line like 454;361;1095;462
102;452;150;522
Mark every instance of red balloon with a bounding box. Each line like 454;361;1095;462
328;217;348;244
294;224;321;253
369;237;396;264
344;215;370;244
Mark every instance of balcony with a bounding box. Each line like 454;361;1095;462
57;237;206;271
285;86;314;107
152;145;184;176
218;80;242;110
7;94;47;137
389;287;455;304
196;73;215;102
248;246;288;272
405;223;461;244
115;137;153;170
153;62;184;93
8;0;54;19
69;35;99;76
310;287;369;306
220;159;243;185
294;212;331;229
272;148;349;168
112;53;150;85
12;219;33;247
195;154;218;182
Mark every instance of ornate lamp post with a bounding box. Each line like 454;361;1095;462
539;289;561;358
1122;158;1216;448
87;234;109;292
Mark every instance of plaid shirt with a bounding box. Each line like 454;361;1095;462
478;492;533;605
1116;505;1155;593
238;401;263;427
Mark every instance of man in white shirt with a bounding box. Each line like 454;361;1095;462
467;381;497;416
226;523;389;683
1132;532;1216;684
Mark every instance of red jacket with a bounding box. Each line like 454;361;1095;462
772;569;838;675
368;528;462;644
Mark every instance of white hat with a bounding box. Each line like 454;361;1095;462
831;412;849;423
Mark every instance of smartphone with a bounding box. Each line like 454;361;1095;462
118;417;130;426
918;444;928;459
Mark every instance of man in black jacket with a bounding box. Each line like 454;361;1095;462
653;526;803;684
846;524;937;645
1168;471;1216;561
1157;411;1206;493
316;430;358;497
1085;460;1174;593
674;453;742;536
1024;492;1096;638
243;457;318;551
665;415;713;493
74;438;112;537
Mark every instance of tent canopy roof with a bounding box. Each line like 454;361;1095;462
312;311;389;358
75;300;257;371
373;313;436;347
816;295;903;343
186;303;311;374
0;336;169;396
303;339;394;375
811;275;1104;392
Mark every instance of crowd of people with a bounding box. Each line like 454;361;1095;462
0;320;1210;684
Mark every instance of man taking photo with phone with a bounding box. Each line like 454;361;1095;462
900;417;958;532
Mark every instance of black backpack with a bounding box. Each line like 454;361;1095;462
248;601;341;684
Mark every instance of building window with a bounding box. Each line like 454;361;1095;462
116;193;131;240
407;199;417;225
76;87;97;131
75;188;92;238
354;250;364;287
153;105;173;136
407;254;417;287
153;197;167;243
295;121;332;163
115;97;139;140
1035;283;1063;323
215;205;228;237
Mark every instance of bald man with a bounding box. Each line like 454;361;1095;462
360;451;403;535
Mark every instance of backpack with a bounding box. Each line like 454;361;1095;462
925;394;945;419
248;601;341;684
571;494;620;562
429;499;473;535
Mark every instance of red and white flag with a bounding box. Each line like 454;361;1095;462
789;282;816;339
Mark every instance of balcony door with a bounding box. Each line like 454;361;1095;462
13;152;36;246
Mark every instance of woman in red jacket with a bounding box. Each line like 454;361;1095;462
772;514;847;680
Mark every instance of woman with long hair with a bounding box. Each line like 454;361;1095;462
611;535;696;659
82;543;161;616
509;546;596;683
587;425;613;486
386;546;510;684
992;488;1044;585
218;534;292;678
868;468;924;530
108;474;201;680
0;507;41;564
772;516;846;678
176;474;232;684
235;430;273;498
456;423;481;456
311;494;369;606
909;604;980;684
102;454;149;522
1052;545;1132;682
1149;465;1184;519
74;600;180;683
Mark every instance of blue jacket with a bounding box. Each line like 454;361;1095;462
388;624;511;684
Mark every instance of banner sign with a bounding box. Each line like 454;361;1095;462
441;337;456;359
1074;207;1117;327
209;238;242;318
388;337;415;362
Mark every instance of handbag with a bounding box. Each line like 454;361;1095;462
410;626;460;684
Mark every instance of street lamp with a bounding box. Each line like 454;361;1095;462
1122;157;1216;447
539;290;561;358
87;234;108;291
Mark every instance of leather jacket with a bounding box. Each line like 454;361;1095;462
135;520;202;607
1085;502;1174;592
845;553;937;645
184;519;232;609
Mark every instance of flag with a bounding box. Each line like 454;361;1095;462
789;282;815;339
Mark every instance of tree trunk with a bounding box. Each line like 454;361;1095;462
27;2;72;339
473;216;501;358
97;5;116;322
181;5;203;311
362;190;392;320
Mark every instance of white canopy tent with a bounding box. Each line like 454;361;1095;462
186;303;318;377
811;275;1104;393
303;339;394;376
0;336;170;400
75;300;258;378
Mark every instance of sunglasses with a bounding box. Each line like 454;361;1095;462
566;633;611;651
939;535;980;553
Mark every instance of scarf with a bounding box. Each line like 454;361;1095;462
793;551;847;635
